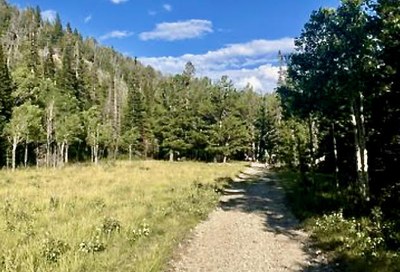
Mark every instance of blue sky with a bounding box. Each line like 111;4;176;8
10;0;340;91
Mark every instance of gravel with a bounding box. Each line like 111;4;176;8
168;164;322;272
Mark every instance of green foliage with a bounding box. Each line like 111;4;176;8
278;0;400;225
0;43;13;126
101;216;122;234
4;102;43;145
312;210;385;258
41;236;70;263
0;43;13;165
11;66;40;104
0;2;288;167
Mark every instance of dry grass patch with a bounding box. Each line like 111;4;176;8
0;160;245;271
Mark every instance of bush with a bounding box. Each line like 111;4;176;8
311;208;387;264
41;236;70;262
101;216;121;234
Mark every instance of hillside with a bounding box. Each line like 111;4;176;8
0;0;275;168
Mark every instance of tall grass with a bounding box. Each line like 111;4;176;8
0;160;245;271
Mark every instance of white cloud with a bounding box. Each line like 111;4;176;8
41;10;57;23
163;4;172;12
100;30;134;41
148;10;157;16
110;0;128;4
84;15;92;23
140;38;294;92
139;19;213;41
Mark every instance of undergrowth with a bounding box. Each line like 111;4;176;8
274;170;400;272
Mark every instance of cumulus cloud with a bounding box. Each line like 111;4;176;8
110;0;128;4
100;30;133;41
163;4;172;12
140;38;294;92
41;10;57;23
139;19;213;41
84;15;92;23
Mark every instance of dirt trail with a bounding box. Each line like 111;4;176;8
169;164;329;272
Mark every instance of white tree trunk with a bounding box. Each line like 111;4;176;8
351;96;368;200
12;137;17;171
94;144;99;165
24;142;28;168
129;144;132;161
94;129;99;165
332;123;339;188
65;143;69;164
91;145;94;163
60;142;65;167
46;101;54;168
169;149;174;162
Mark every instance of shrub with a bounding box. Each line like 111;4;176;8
312;209;385;258
41;236;70;263
101;216;121;234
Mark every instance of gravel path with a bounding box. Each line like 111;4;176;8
169;164;328;272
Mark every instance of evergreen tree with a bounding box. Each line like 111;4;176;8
52;13;63;44
0;43;13;165
57;41;77;96
0;43;13;125
42;45;56;80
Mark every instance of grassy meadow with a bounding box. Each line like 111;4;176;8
0;160;245;271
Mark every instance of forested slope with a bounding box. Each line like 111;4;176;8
0;0;281;169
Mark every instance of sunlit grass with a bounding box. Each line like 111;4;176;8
0;160;245;271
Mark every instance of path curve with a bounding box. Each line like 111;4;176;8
168;163;322;272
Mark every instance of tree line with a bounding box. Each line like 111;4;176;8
277;0;400;250
0;0;285;170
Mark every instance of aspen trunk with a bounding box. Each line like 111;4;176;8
60;142;65;166
12;137;17;171
332;123;339;188
24;142;28;168
351;95;368;200
308;115;316;186
65;143;69;164
46;102;54;168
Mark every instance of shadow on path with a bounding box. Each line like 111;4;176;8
219;165;338;272
220;166;301;238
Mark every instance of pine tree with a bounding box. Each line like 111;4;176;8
57;41;77;95
127;74;150;158
52;13;63;44
0;43;13;165
0;43;13;124
27;33;40;75
42;45;56;80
